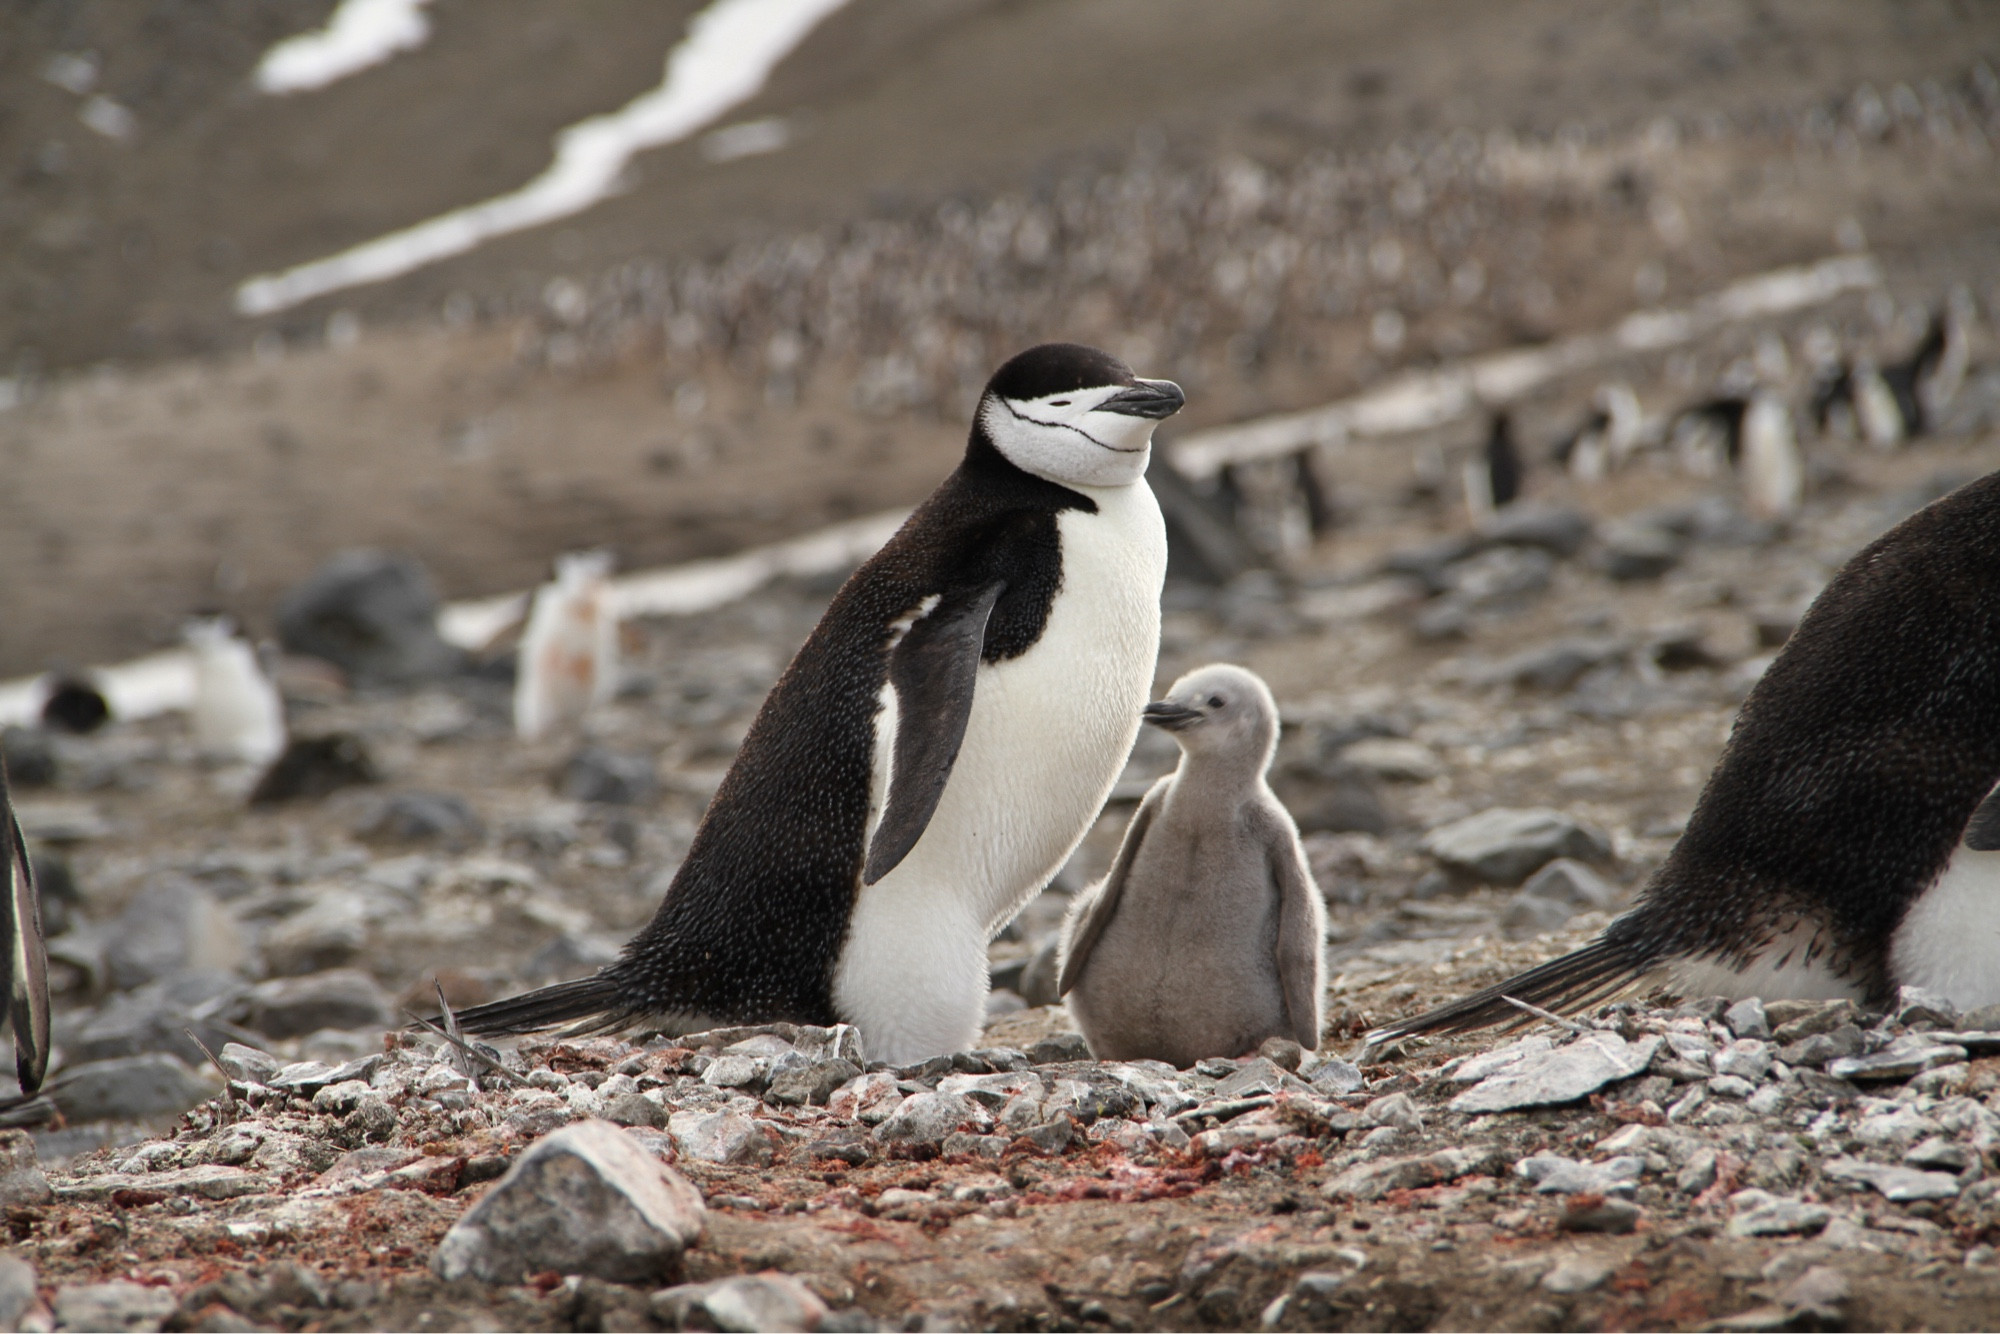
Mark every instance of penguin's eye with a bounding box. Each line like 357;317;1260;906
1049;399;1071;407
1207;694;1225;708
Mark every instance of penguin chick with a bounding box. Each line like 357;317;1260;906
1373;468;2000;1043
451;343;1183;1064
515;550;619;741
185;616;287;767
1058;664;1326;1066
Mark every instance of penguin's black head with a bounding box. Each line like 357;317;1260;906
977;343;1184;488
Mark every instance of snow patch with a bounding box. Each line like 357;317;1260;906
255;0;433;96
237;0;850;316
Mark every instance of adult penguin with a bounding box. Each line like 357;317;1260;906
456;343;1183;1063
1376;469;2000;1043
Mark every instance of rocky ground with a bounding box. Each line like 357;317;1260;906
0;296;1998;1328
3;7;2000;1331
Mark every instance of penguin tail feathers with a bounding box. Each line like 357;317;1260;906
444;973;632;1039
1364;935;1650;1047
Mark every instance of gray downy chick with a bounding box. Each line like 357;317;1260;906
1057;663;1326;1066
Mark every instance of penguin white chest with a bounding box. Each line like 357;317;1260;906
834;481;1167;1063
1889;842;2000;1009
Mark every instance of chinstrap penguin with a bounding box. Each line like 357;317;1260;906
185;616;288;767
1375;469;2000;1042
1058;664;1325;1065
452;343;1183;1064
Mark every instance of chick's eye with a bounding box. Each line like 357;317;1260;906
1208;695;1225;708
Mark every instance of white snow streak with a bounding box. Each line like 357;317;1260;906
254;0;433;96
236;0;850;316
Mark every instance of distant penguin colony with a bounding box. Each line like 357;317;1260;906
1377;469;2000;1042
1059;664;1325;1066
454;343;1185;1064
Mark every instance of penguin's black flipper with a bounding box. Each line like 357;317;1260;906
1364;934;1648;1046
0;767;48;1094
1964;786;2000;851
862;581;1005;885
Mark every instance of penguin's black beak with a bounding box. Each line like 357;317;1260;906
1098;379;1185;419
1142;700;1202;731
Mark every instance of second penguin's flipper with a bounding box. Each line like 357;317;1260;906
1265;818;1325;1050
0;769;48;1094
863;581;1005;885
1057;781;1165;997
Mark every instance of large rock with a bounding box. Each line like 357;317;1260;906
102;876;247;991
433;1120;704;1284
276;549;463;687
235;969;394;1039
1422;807;1613;886
52;1281;177;1333
651;1274;828;1333
0;1254;38;1330
0;1131;50;1206
51;1054;214;1123
1449;1032;1660;1114
558;748;658;806
70;970;244;1064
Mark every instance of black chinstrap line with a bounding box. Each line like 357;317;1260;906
997;397;1142;454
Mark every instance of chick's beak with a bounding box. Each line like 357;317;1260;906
1097;378;1186;419
1142;700;1202;731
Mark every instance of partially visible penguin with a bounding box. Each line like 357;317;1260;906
1374;469;2000;1043
1058;664;1325;1065
515;550;619;741
185;616;287;766
453;344;1183;1063
0;761;48;1095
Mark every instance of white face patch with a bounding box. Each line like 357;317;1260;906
980;382;1167;488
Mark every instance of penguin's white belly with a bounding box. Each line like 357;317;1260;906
1889;842;2000;1009
834;482;1167;1063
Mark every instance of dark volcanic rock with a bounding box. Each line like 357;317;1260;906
276;549;464;687
250;732;381;805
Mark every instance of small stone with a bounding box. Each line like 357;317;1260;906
1828;1035;1966;1082
1895;985;1961;1029
1016;1118;1073;1154
1723;998;1771;1040
51;1053;213;1123
356;791;483;847
1498;891;1577;940
52;1281;177;1333
1769;999;1857;1043
1778;1026;1863;1068
236;969;393;1039
277;549;463;687
0;1132;50;1206
651;1274;828;1333
1362;1092;1424;1133
433;1120;704;1284
1906;1136;1973;1171
1302;1056;1365;1095
1026;1032;1090;1064
1450;1032;1660;1113
0;1255;38;1331
1323;1146;1504;1202
1708;1075;1756;1099
1822;1157;1961;1202
1257;1036;1305;1071
1596;521;1682;581
603;1092;668;1129
827;1072;903;1125
1726;1190;1830;1237
875;1092;987;1148
1676;1149;1719;1195
1339;738;1440;783
1480;502;1594;557
0;727;57;789
807;1129;872;1166
1559;1195;1640;1233
701;1054;767;1091
1519;857;1620;908
1422;808;1613;886
1518;1153;1643;1196
103;875;248;991
1962;1003;2000;1033
766;1057;862;1107
215;1041;280;1085
669;1109;774;1166
1778;1266;1850;1324
249;732;382;805
1216;1058;1309;1100
1541;1255;1617;1294
558;747;658;806
942;1132;1008;1162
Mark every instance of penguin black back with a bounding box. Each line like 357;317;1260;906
1379;469;2000;1038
